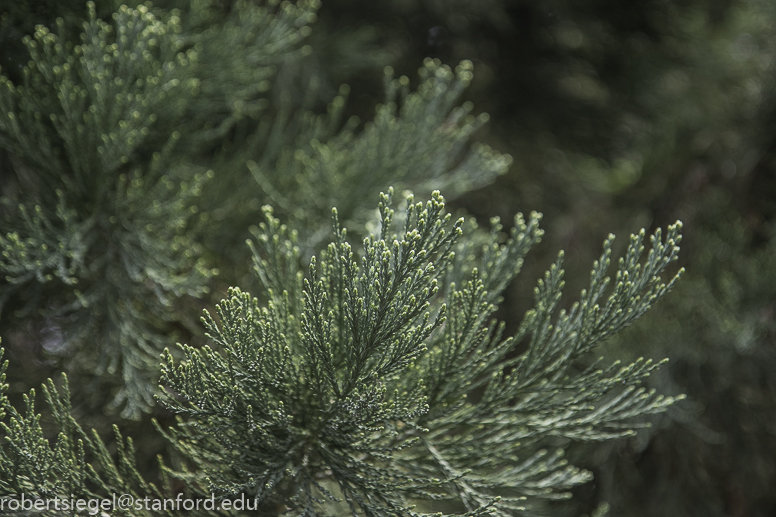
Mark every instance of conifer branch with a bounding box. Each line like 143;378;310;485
0;2;216;417
159;191;683;515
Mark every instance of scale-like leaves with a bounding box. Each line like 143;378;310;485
159;191;683;516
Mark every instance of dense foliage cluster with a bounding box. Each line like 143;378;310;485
0;187;683;515
5;0;770;515
0;0;509;419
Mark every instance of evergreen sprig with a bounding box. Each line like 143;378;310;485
0;2;215;418
183;0;320;139
399;223;685;514
0;346;169;516
1;1;510;420
158;191;684;516
244;59;510;250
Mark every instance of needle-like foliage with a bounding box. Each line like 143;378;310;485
157;190;684;516
0;1;509;419
0;3;687;515
0;344;171;517
0;2;216;417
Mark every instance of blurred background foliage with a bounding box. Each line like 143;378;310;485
331;1;776;516
2;0;776;515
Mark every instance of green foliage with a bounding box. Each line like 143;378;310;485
214;57;511;260
0;2;218;418
249;58;507;225
0;1;696;515
180;0;320;139
0;0;510;419
590;191;776;516
338;0;776;513
157;191;683;516
0;346;169;517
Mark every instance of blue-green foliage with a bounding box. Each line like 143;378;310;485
157;190;683;516
0;0;510;419
0;2;687;515
0;347;169;517
0;2;219;417
181;0;319;139
238;58;511;253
